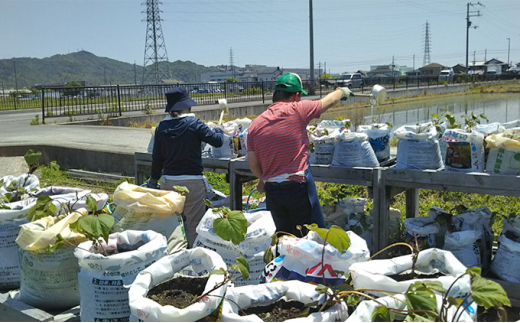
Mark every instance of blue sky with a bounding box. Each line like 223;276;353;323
1;0;519;74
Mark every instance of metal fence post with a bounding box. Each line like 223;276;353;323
41;88;45;124
117;85;122;117
261;81;265;103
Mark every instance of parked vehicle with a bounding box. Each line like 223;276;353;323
334;73;364;88
438;69;454;82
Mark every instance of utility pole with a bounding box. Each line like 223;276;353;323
229;48;234;80
309;0;315;95
465;2;484;74
507;38;511;66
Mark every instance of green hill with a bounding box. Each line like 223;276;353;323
0;51;221;88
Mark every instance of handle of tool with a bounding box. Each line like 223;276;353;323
352;93;373;97
218;110;225;125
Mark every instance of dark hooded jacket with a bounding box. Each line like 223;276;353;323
150;115;223;179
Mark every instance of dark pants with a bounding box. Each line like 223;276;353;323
265;181;312;237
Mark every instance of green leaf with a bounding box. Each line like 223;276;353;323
470;275;511;309
24;149;42;169
404;281;438;322
235;257;250;280
26;195;56;221
346;294;361;307
513;153;520;162
431;113;440;119
372;306;394;322
304;224;351;254
315;284;329;294
203;199;212;207
85;195;98;213
263;246;274;264
213;210;247;245
45;234;65;252
466;267;481;276
422;281;446;293
172;185;189;195
72;213;114;243
447;296;463;308
48;161;60;171
337;282;354;292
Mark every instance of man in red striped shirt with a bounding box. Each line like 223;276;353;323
247;73;352;236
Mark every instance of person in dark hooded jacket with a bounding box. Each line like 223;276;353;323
148;86;224;247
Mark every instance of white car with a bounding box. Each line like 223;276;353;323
438;69;454;81
334;73;364;88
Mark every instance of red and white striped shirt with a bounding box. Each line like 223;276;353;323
247;100;322;182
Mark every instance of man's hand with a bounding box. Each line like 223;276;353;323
147;178;158;189
256;180;265;193
338;87;352;100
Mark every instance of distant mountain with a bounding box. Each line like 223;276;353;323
0;51;221;88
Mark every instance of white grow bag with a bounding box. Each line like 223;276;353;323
349;248;472;304
346;293;475;322
490;217;520;283
0;198;35;289
75;230;167;322
112;182;187;254
15;209;88;310
393;123;443;170
262;231;370;286
194;208;276;286
129;247;227;322
221;280;349;322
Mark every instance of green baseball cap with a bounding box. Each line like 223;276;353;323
275;73;308;95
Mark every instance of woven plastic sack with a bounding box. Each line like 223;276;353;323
129;247;227;322
221;280;349;322
212;133;238;158
443;230;482;268
357;123;392;162
348;248;472;303
490;216;520;283
393;123;443;170
485;133;520;175
74;230;167;322
194;208;276;286
15;209;89;310
112;181;187;253
0;174;40;197
443;129;485;172
262;231;370;286
346;293;475;322
310;133;337;165
331;132;379;167
0;198;35;289
452;206;493;271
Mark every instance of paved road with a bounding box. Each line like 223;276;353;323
0;95;325;156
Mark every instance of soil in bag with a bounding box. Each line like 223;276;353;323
241;299;316;322
147;276;208;308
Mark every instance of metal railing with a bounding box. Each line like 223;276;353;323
1;74;517;121
38;81;276;123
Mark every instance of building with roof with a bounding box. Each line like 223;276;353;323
200;65;321;83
